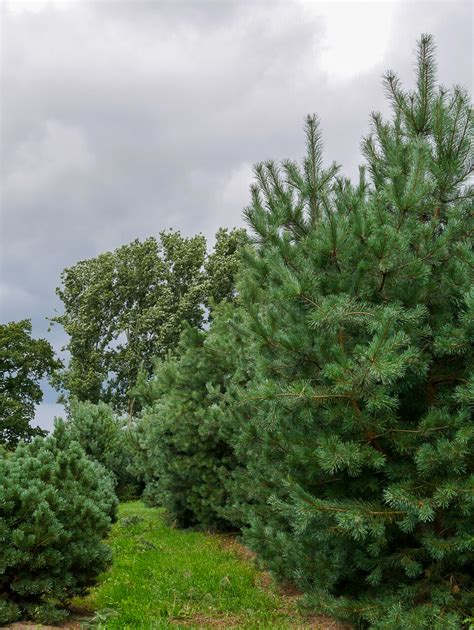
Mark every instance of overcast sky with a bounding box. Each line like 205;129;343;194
1;0;472;431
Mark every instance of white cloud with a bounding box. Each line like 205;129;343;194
34;402;65;433
4;0;79;15
301;1;396;81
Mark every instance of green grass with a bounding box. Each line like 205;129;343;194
75;502;318;629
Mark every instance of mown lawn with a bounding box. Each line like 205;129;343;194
75;502;339;629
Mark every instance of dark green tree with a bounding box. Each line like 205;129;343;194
51;232;206;413
233;35;473;628
205;227;249;308
52;228;247;414
0;320;60;448
135;304;247;530
0;424;117;625
61;398;141;499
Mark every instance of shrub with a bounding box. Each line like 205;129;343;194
233;35;473;627
136;309;245;530
0;424;117;624
62;398;142;499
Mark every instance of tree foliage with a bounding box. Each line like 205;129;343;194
0;320;60;448
134;300;250;530
51;228;247;413
229;35;473;628
6;33;471;630
0;424;117;625
61;398;141;499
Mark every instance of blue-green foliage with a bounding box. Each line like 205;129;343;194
62;398;141;499
231;35;473;628
135;307;246;530
0;424;117;625
31;32;470;630
137;35;473;629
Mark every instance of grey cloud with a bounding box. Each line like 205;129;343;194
0;1;471;429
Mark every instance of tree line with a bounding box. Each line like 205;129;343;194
1;36;473;629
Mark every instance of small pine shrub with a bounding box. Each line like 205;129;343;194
62;398;142;499
0;424;117;624
136;311;244;531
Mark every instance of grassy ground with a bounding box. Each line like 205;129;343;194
74;502;344;630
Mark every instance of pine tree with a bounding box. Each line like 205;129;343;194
0;424;117;625
61;398;141;499
135;305;246;530
234;35;473;628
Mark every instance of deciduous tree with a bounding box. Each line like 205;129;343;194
51;228;247;413
0;320;59;448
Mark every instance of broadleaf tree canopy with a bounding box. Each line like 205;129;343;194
51;228;247;413
0;319;60;448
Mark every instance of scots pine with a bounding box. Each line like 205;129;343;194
135;307;246;530
235;35;473;628
61;398;142;499
0;425;117;624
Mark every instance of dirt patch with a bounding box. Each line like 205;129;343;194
171;612;350;629
4;610;92;630
288;617;351;630
216;534;257;563
217;536;274;591
171;613;242;628
310;617;351;629
215;534;351;629
4;623;83;630
276;592;351;630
